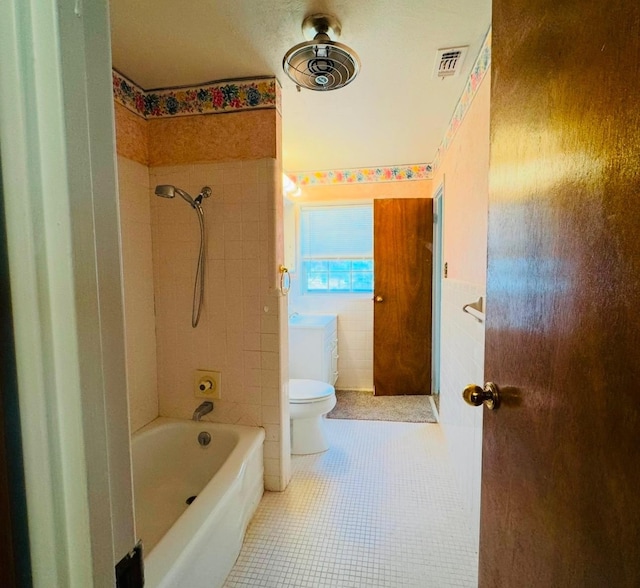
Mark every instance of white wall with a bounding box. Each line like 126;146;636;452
117;156;159;432
432;61;491;544
439;279;485;542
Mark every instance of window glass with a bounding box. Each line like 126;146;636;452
299;205;374;294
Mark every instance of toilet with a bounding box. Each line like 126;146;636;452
289;379;336;455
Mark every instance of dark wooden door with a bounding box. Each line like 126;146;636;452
373;198;432;396
481;1;640;585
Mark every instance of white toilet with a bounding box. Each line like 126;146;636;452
289;379;336;455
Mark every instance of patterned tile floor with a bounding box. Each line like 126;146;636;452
224;420;478;587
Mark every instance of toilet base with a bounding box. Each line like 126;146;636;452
291;415;329;455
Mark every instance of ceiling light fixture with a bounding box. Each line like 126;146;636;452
282;13;360;92
283;173;302;197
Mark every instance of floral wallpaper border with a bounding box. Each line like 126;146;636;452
113;27;490;181
112;70;279;118
432;27;491;171
289;164;433;186
287;27;491;186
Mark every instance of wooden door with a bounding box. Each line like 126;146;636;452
480;0;640;585
373;198;432;396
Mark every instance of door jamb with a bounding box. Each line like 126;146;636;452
431;182;445;408
0;1;135;585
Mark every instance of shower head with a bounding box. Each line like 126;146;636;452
155;184;175;198
155;184;197;208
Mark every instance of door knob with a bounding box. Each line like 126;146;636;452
373;295;384;303
462;382;500;410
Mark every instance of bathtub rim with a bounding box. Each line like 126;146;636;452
131;417;265;585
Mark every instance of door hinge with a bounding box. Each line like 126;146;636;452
115;542;144;588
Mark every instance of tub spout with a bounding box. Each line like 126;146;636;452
192;401;214;421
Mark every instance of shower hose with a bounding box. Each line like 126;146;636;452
192;203;206;328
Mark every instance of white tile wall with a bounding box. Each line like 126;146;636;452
288;284;373;390
439;278;485;544
117;156;159;432
150;159;289;490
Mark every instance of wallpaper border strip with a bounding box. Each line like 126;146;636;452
112;27;490;183
431;27;491;172
286;27;491;186
112;70;279;118
289;164;433;186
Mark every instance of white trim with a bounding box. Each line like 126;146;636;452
0;0;134;585
431;181;445;402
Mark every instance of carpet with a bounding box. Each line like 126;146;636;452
327;389;437;423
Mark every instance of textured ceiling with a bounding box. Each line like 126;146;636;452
109;0;491;172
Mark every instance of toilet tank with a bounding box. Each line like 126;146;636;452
288;315;338;385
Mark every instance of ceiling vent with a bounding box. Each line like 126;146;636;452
283;14;360;91
433;46;468;78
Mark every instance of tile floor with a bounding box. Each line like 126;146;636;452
224;419;478;587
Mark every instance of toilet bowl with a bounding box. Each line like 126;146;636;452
289;379;336;455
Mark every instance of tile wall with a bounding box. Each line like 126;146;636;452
439;278;485;543
288;288;373;390
150;159;289;490
431;67;491;545
117;155;158;432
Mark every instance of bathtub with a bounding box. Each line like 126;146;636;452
131;417;265;588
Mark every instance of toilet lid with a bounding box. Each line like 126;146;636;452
289;379;335;404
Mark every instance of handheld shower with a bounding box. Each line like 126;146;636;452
155;184;212;327
155;184;203;208
154;184;175;198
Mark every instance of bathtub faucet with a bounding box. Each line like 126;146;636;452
192;401;214;421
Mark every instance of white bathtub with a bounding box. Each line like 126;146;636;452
131;417;265;588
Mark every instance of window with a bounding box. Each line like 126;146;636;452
299;204;373;294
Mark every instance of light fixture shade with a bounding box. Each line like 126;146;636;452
283;14;360;92
283;40;360;91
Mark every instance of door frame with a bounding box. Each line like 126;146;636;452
0;1;135;585
0;159;30;588
431;182;444;409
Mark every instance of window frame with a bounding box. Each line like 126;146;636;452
297;201;374;296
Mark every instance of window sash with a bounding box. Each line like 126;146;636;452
299;205;374;294
300;205;373;258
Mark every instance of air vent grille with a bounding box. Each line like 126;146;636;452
434;46;468;78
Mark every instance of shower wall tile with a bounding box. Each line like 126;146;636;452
150;158;289;491
117;155;158;432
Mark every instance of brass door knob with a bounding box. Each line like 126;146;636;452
373;295;384;303
462;382;500;410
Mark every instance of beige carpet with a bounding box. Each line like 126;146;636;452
327;390;437;423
